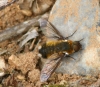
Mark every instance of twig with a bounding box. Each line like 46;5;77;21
0;13;49;42
29;38;36;50
0;16;40;42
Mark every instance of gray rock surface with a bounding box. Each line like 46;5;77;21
48;0;100;75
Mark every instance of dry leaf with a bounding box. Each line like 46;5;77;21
19;27;38;47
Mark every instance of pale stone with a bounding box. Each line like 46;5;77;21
0;57;5;76
48;0;100;75
8;52;38;74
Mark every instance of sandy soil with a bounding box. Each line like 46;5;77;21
0;2;100;87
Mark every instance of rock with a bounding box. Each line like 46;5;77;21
0;57;5;76
28;69;40;82
17;74;25;80
18;0;55;16
48;0;100;75
8;52;38;74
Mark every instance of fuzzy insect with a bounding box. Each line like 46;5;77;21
38;19;82;82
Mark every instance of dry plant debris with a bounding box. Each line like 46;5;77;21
18;0;56;16
0;0;100;87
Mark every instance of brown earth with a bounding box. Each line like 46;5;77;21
0;2;100;87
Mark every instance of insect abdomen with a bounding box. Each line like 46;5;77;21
39;40;73;58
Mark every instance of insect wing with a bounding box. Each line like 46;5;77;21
40;57;62;82
38;19;64;39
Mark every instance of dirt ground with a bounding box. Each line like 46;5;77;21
0;2;100;87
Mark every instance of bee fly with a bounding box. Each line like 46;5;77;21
38;19;82;82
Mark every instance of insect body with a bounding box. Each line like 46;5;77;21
39;40;81;59
38;19;82;82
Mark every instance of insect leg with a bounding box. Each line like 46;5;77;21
49;36;63;40
64;30;77;39
79;38;84;42
78;38;84;50
65;55;76;60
